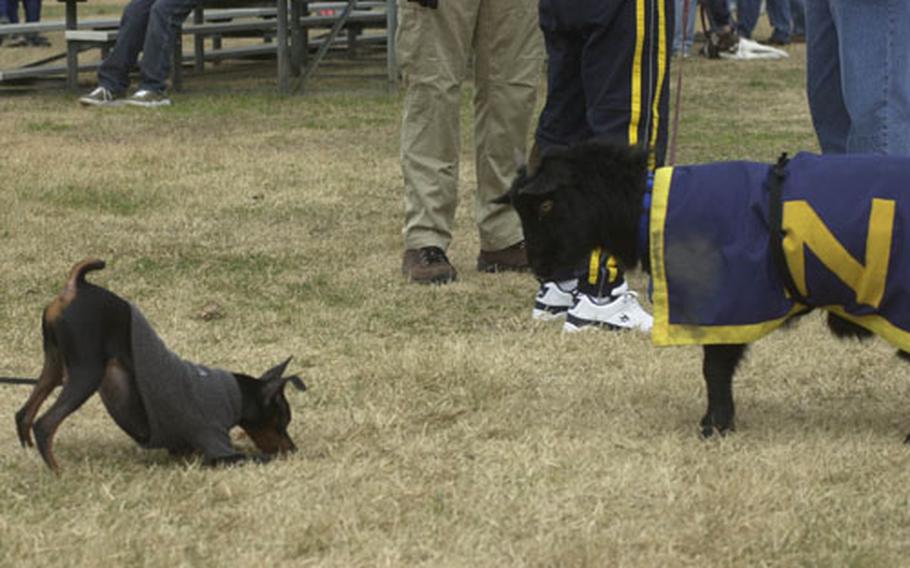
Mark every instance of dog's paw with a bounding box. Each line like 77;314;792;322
14;410;34;447
250;452;273;465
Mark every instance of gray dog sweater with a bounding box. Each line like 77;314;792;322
130;304;242;459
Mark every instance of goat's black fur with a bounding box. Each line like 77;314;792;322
497;138;910;442
496;141;649;280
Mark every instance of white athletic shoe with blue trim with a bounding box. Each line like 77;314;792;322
532;281;576;320
563;288;652;333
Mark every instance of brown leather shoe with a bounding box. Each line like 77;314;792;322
477;241;530;273
402;246;457;284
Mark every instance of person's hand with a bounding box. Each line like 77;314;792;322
407;0;438;8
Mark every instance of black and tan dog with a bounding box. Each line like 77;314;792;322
15;258;307;471
496;139;910;440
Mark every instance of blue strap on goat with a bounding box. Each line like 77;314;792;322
765;153;812;311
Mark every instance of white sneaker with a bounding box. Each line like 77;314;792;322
532;281;576;320
563;289;653;333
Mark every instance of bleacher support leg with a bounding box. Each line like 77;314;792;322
277;0;289;93
290;0;303;77
65;0;79;90
172;28;184;91
194;6;205;73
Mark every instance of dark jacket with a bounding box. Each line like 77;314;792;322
130;304;242;459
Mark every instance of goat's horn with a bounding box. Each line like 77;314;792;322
527;142;541;176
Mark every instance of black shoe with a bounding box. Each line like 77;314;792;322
477;241;530;273
28;34;51;47
764;35;790;46
79;86;125;107
125;89;172;108
7;35;30;48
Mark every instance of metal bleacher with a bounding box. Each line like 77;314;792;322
0;0;399;93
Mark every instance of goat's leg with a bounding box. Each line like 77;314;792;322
700;344;747;438
898;350;910;444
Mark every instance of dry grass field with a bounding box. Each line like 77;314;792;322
3;21;910;567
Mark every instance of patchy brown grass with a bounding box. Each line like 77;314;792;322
3;23;910;567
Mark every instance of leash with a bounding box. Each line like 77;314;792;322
667;0;691;166
3;355;308;388
0;376;37;385
1;375;308;389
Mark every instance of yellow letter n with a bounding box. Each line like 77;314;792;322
781;199;895;308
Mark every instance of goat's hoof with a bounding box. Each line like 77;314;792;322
699;420;734;439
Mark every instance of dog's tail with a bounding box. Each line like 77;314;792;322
66;258;106;288
44;258;106;323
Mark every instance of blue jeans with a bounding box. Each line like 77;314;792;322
737;0;791;40
673;0;697;54
97;0;197;93
790;0;805;35
5;0;41;23
765;0;792;40
703;0;731;28
806;0;910;154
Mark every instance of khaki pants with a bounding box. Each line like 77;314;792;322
397;0;543;252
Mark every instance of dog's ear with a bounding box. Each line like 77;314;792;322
259;358;307;401
286;374;307;392
259;357;292;383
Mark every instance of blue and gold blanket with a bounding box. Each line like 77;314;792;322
649;152;910;349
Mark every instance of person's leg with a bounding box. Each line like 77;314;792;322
97;0;157;93
704;0;732;28
833;0;910;154
535;1;591;151
673;0;698;55
684;0;697;52
22;0;52;45
805;0;848;153
735;0;760;38
578;0;672;298
135;0;198;92
22;0;38;21
6;0;18;23
583;0;671;169
565;0;666;332
529;1;589;315
790;0;806;36
4;0;21;45
398;0;476;252
765;0;792;43
473;0;543;257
